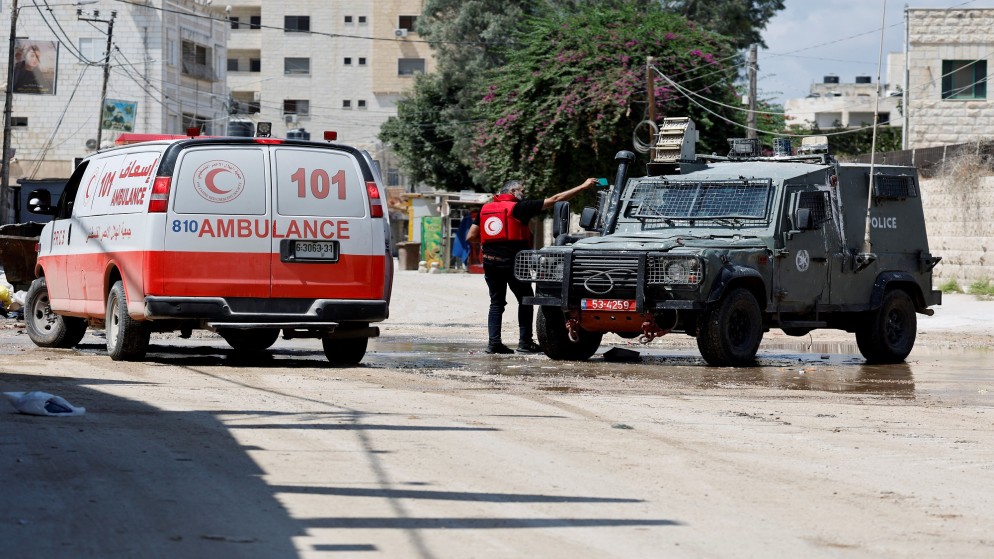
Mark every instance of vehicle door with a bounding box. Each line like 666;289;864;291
40;161;93;306
161;146;271;298
270;146;383;299
67;151;159;311
776;189;834;313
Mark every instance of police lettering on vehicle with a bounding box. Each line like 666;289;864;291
871;216;898;229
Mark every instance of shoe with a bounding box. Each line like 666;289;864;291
485;343;514;354
516;340;542;354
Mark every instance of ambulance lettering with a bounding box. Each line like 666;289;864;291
193;219;351;239
110;186;149;207
118;158;158;181
97;171;115;197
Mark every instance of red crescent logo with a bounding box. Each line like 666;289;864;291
85;175;97;199
205;168;232;194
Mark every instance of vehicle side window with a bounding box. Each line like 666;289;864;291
797;191;831;227
173;148;267;215
56;160;90;219
274;148;365;217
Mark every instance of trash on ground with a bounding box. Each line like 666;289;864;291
603;347;641;362
3;391;86;416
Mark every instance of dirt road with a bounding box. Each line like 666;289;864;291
1;271;993;558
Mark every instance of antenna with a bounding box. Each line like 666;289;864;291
860;0;888;259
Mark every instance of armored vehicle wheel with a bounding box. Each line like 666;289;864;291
25;277;87;348
537;306;602;361
323;336;368;366
219;328;280;351
856;289;916;364
697;288;763;366
106;280;150;361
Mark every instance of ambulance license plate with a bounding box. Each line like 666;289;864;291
581;298;637;311
292;240;339;262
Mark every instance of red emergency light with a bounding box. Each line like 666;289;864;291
323;131;338;142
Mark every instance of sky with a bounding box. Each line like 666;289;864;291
758;0;994;106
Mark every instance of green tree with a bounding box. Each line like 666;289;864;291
660;0;785;49
470;5;743;196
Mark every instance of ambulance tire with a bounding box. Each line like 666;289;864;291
322;336;368;366
105;281;150;361
219;328;280;351
25;277;87;348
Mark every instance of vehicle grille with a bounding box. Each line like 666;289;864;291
570;253;640;296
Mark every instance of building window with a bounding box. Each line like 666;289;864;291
11;116;28;127
284;57;310;75
227;58;239;72
942;60;987;100
398;15;417;31
283;99;310;116
357;100;366;109
284;16;310;32
78;37;101;63
229;16;240;29
358;16;367;24
358;57;366;66
181;41;214;80
182;113;211;135
249;58;261;72
343;100;352;109
398;58;425;76
249;15;261;30
344;57;352;65
344;15;353;24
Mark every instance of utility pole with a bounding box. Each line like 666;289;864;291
747;44;757;140
1;0;20;224
646;56;656;153
79;9;116;149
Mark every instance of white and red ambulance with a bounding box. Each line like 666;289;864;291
24;134;393;363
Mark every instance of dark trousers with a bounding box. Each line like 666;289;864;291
483;263;534;346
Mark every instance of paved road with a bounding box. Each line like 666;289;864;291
1;271;992;558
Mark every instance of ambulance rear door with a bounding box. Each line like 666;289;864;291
270;146;384;300
160;146;272;298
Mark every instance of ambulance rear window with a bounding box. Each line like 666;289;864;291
273;148;366;218
173;147;267;215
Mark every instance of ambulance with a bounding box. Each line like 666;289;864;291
24;133;393;363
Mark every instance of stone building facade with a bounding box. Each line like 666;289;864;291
0;0;228;182
906;8;994;149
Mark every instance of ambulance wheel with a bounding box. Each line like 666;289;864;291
537;306;602;361
696;287;763;367
856;289;916;364
25;277;87;348
322;336;368;366
105;281;149;361
219;328;280;351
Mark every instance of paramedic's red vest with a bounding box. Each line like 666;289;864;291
480;194;532;244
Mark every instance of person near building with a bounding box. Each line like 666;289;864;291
467;177;599;354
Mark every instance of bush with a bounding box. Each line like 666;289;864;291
968;277;994;297
939;278;963;293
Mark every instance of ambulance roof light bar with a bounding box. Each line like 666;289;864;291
324;131;338;142
186;127;201;138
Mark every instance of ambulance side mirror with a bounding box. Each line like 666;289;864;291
26;189;56;215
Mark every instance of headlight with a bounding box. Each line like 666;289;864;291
515;251;565;282
648;256;703;285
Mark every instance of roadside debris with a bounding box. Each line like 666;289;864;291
603;347;640;362
3;391;86;416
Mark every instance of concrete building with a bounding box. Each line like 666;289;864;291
784;53;904;131
905;8;994;149
225;0;434;188
0;0;228;183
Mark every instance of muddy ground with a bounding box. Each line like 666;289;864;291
1;270;992;558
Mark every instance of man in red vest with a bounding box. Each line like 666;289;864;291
468;178;599;354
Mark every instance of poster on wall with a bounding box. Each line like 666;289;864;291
420;216;444;267
101;99;138;132
12;39;59;95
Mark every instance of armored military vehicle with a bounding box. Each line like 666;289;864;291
514;118;942;366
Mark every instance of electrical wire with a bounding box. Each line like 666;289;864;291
27;65;90;178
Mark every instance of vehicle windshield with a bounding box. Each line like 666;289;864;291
627;178;773;223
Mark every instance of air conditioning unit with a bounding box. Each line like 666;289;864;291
394;28;408;37
284;114;298;125
252;91;261;102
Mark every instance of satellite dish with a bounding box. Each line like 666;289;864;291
85;138;98;150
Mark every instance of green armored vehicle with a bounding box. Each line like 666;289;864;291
514;118;942;366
